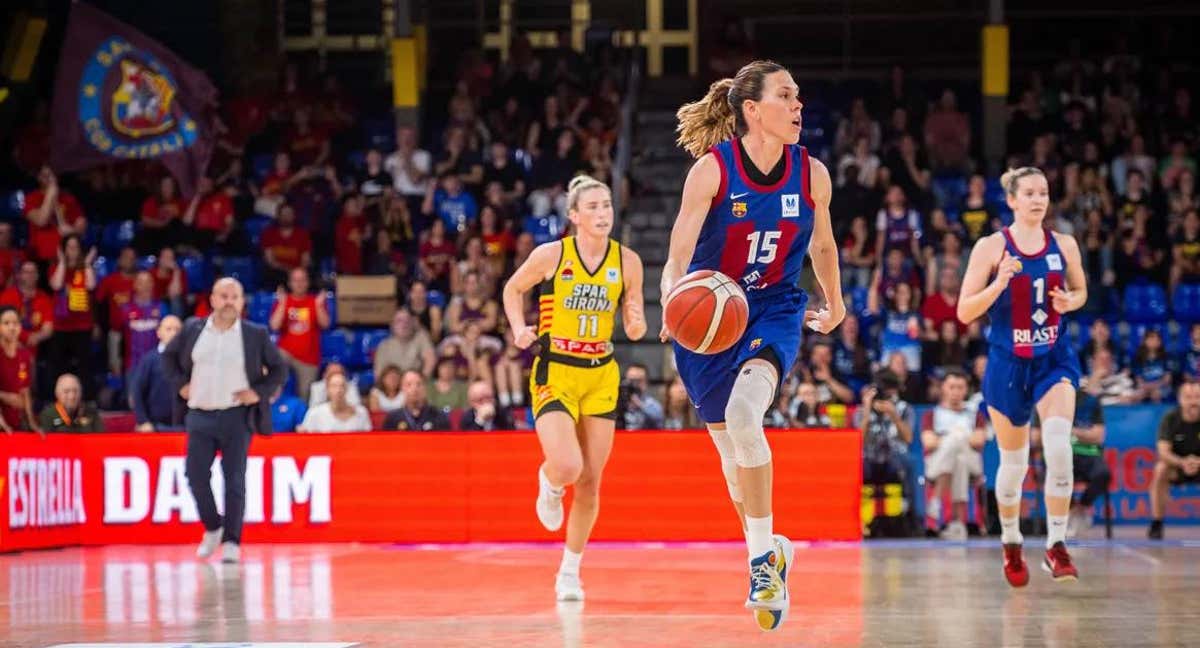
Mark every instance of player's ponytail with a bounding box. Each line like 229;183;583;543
999;166;1045;196
675;60;787;158
566;174;610;212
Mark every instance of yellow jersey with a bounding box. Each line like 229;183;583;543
537;236;623;363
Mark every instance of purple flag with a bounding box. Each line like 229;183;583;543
49;2;218;195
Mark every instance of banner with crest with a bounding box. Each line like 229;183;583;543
50;2;217;195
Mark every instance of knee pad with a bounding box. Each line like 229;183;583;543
1041;417;1074;499
724;363;775;468
995;445;1029;507
708;427;742;503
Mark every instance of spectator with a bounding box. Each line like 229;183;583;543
48;235;96;395
23;166;87;268
805;341;855;404
525;94;569;158
1110;134;1156;196
1170;209;1200;291
459;380;515;431
297;372;371;433
151;247;187;315
480;204;516;278
405;280;443;341
840;215;876;290
662;375;699;430
790;381;832;428
1080;319;1119;372
1148;381;1200;539
920;370;986;539
834;97;882;156
270;267;330;401
837;136;881;188
37;373;103;433
0;261;54;350
923;89;971;173
1132;330;1175;403
883;134;932;208
417;218;457;293
128;315;183;431
117;271;167;375
875;248;922;309
921;266;969;341
427;356;468;412
270;386;308;433
0;222;25;288
373;308;436;378
529;129;581;196
0;305;38;434
261;203;313;290
1081;347;1137;405
1159;140;1196;191
183;176;239;254
482;140;527;203
334;193;370;275
253;151;298;217
859;370;913;487
384;369;450;431
494;327;532;408
447;269;500;336
368;364;406;413
875;185;924;263
286;106;330;167
386;126;433;216
425;173;479;236
1033;385;1111;539
959;174;997;244
1167;170;1197;224
97;247;137;357
620;363;664;430
923;231;968;298
832;314;873;396
1115;168;1152;225
871;280;922;373
433;126;484;190
355;148;393;199
308;362;362;409
1183;323;1200;380
885;350;925;404
136;176;187;254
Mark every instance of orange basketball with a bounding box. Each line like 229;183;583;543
664;270;749;354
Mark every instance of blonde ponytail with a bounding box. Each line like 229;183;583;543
1000;166;1045;195
566;174;610;212
676;78;737;158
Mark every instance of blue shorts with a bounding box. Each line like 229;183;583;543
674;290;808;424
982;342;1081;427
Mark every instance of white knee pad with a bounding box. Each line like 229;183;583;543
724;363;776;468
1041;417;1074;499
995;445;1029;508
708;427;742;503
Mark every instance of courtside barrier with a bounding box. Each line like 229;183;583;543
0;428;862;552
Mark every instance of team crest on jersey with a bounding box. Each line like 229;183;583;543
560;267;574;282
605;267;619;283
1046;253;1063;271
732;201;748;218
749;338;762;351
781;194;800;218
17;361;28;382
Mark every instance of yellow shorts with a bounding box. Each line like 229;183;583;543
530;356;619;422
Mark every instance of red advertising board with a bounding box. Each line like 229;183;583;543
1;429;862;552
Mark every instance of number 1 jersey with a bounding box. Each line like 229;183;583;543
986;228;1067;359
687;138;816;300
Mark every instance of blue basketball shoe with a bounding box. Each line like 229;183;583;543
749;534;794;631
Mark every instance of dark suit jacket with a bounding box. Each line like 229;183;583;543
160;317;288;434
128;347;178;427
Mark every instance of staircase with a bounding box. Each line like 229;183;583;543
612;77;703;382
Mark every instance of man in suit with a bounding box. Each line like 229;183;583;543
161;278;287;563
129;315;183;431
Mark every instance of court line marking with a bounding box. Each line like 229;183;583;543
1117;545;1162;566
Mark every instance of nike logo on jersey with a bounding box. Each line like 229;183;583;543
730;192;750;200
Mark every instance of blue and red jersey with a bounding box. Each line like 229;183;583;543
688;138;815;300
121;299;166;371
986;228;1067;359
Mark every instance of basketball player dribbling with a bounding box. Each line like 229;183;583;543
957;167;1086;586
663;60;844;630
502;175;647;602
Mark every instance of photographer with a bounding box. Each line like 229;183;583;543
858;369;913;485
616;363;664;430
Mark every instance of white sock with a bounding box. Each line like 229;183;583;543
927;497;942;524
540;466;564;495
1000;516;1022;545
1047;515;1068;548
512;391;524;406
559;548;582;575
499;392;511;407
745;514;773;561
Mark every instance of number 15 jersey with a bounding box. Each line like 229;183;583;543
688;138;816;300
986;228;1067;359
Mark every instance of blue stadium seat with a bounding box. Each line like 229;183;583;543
179;255;210;293
932;175;968;209
84;222;103;249
1;190;24;220
221;256;260;291
362;118;395;151
345;150;367;171
92;255;113;281
100;220;137;255
1124;323;1165;358
1172;284;1200;324
248;291;276;325
136;255;157;271
354;369;375;392
243;216;272;249
320;329;353;366
359;328;390;365
251;153;274;181
1125;284;1168;324
427;290;447;309
984;178;1006;209
325;293;337;328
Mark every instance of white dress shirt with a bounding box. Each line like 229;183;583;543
189;317;251;410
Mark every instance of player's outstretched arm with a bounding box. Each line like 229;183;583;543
502;241;561;350
659;153;720;341
621;246;647;341
804;157;845;334
956;233;1018;324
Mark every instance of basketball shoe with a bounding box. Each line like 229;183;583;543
1002;543;1030;587
1042;541;1078;582
750;534;794;631
555;571;584;602
536;468;564;532
746;533;792;612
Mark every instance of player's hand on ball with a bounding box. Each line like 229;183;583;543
1049;286;1072;313
513;326;538;349
994;251;1022;290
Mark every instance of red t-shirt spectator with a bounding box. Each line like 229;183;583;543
0;287;53;349
335;213;368;275
0;247;25;288
260;169;291;196
0;345;33;429
483;231;515;260
141;195;186;227
152;265;188;298
96;271;136;329
262;226;312;271
419;239;456;284
52;265;94;332
287;125;330;166
274;295;321;365
24;190;84;262
921;292;965;335
194;191;235;232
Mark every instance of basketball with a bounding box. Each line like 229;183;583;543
664;270;749;354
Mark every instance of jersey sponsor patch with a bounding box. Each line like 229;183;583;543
606;267;620;283
732;201;748;218
1046;253;1063;270
560;267;574;281
781;194;800;218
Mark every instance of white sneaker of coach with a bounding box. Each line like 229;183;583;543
221;542;240;564
197;528;223;558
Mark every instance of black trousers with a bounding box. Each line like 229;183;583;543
49;330;94;399
185;407;252;544
1072;453;1111;508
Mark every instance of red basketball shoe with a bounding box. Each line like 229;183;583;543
1042;541;1078;582
1002;543;1029;588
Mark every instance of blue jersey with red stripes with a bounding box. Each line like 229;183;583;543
986;228;1067;359
688;138;816;300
